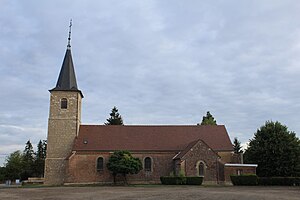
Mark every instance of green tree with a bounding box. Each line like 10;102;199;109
42;140;47;160
4;151;24;180
105;106;124;125
34;140;47;177
107;150;142;184
22;140;35;179
233;137;243;154
244;121;300;177
198;111;217;125
2;139;47;180
0;167;6;182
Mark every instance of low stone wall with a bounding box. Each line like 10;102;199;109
224;164;257;183
23;177;44;185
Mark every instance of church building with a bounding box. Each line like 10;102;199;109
44;26;257;185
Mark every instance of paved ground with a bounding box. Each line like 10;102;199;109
0;186;299;200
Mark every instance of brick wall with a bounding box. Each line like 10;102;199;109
66;151;176;184
66;141;232;184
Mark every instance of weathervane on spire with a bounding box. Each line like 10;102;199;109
67;19;72;49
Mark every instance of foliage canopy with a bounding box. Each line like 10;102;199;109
233;137;243;154
105;106;124;125
4;150;24;180
34;140;47;177
1;140;47;181
244;121;300;177
107;150;142;184
198;111;217;125
22;140;35;179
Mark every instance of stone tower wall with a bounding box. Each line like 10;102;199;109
44;91;82;185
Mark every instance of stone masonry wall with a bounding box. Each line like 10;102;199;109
217;151;233;163
44;159;67;184
182;140;220;183
44;91;82;185
224;166;257;182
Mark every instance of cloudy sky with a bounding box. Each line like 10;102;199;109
1;0;300;166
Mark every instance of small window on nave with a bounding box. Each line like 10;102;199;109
199;162;205;177
144;157;152;172
61;98;68;109
97;157;104;171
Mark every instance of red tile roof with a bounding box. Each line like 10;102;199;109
73;125;233;152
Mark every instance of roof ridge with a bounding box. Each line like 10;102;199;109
80;124;225;127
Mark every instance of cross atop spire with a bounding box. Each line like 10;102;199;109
67;19;72;49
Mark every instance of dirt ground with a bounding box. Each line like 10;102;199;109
0;185;299;200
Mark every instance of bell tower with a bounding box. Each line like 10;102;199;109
44;20;83;185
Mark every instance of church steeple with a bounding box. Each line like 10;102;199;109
45;20;83;185
52;49;78;91
50;20;83;97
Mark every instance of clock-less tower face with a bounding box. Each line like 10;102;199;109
45;90;82;185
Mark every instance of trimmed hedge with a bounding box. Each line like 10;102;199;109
160;176;186;185
230;174;258;186
258;177;299;186
295;177;300;186
231;175;300;186
160;176;203;185
186;177;203;185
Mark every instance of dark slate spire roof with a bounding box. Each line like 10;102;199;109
52;49;78;90
50;20;83;97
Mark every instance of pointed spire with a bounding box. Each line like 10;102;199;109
53;49;78;90
67;19;72;49
50;20;83;97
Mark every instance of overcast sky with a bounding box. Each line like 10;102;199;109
1;0;300;166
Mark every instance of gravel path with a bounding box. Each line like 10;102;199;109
0;186;299;200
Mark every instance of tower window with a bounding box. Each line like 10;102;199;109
144;157;152;172
61;98;68;109
97;157;104;171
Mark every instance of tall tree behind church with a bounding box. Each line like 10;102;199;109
233;137;243;154
34;140;47;177
105;106;124;125
22;140;35;179
198;111;217;125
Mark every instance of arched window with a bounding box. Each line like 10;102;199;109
199;162;205;177
144;157;152;172
97;157;104;171
61;98;68;109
